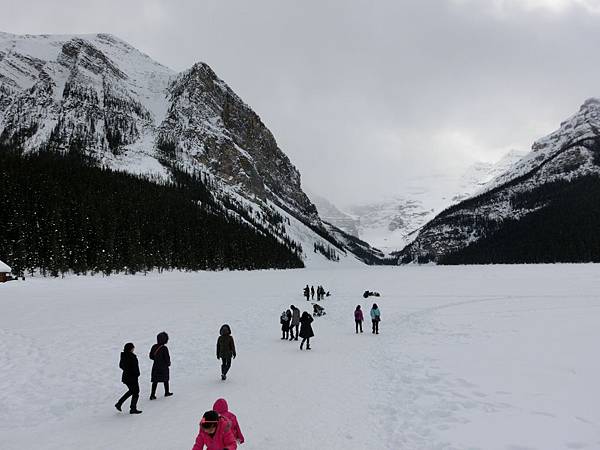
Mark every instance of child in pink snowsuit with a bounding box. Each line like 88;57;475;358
213;398;245;444
192;410;237;450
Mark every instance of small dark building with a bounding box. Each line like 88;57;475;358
0;260;12;283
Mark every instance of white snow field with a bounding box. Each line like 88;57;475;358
1;265;599;450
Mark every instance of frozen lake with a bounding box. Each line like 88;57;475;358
1;264;599;449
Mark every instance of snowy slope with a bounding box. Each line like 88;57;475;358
1;265;599;449
0;31;374;267
310;150;526;254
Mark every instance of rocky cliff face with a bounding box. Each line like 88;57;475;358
158;62;318;222
396;99;600;264
0;31;374;266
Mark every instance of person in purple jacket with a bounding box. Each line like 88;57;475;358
354;305;364;333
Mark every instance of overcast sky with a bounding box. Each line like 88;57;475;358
2;0;600;205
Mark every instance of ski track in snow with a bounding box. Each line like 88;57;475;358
1;265;600;449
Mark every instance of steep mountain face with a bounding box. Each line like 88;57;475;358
0;31;374;268
397;99;600;264
157;62;318;222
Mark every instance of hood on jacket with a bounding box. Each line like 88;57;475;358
212;398;229;414
219;324;231;336
157;331;169;345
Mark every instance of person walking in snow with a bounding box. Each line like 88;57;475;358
213;398;245;445
299;311;314;350
310;285;315;300
370;303;381;334
217;324;236;380
280;309;291;339
303;285;310;301
115;342;142;414
289;305;300;340
192;410;238;450
354;305;364;334
149;331;173;400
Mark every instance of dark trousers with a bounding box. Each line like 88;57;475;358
300;337;311;349
221;355;232;376
355;320;363;333
282;327;289;339
151;381;170;397
117;381;139;411
289;324;299;340
372;319;379;334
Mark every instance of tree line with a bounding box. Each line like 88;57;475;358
0;146;304;276
439;175;600;264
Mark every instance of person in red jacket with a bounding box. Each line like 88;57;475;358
213;398;245;444
192;410;237;450
354;305;364;333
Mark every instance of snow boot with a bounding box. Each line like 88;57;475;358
221;373;226;380
115;403;122;412
130;409;143;414
149;395;157;400
165;392;173;397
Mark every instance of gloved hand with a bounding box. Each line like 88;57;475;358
232;354;236;359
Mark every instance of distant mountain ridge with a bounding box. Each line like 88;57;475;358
396;98;600;264
309;150;526;254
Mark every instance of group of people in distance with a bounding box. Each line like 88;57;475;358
303;284;329;301
115;326;237;415
280;304;315;349
354;303;381;334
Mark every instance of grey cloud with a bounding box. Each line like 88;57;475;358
2;0;600;204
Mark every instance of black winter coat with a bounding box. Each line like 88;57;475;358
217;334;236;359
281;310;292;331
299;314;314;339
119;351;140;385
149;343;170;382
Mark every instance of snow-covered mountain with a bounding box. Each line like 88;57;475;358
309;150;526;254
451;149;526;203
397;98;600;264
0;31;380;267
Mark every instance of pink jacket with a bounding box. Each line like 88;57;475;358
213;398;245;444
354;309;364;321
191;416;237;450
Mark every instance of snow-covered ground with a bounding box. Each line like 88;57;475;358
1;265;599;449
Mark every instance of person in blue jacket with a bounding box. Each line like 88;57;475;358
370;303;381;334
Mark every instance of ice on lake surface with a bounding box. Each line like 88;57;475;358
1;264;599;449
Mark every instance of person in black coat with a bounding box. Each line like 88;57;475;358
299;311;314;350
217;324;236;380
281;309;292;339
115;342;142;414
149;331;173;400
